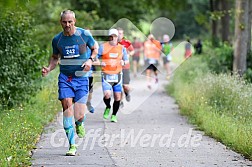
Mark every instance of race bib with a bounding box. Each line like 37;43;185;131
63;45;80;58
105;74;119;82
109;53;119;58
148;58;157;65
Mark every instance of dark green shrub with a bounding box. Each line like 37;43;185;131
0;11;47;109
204;42;233;74
244;51;252;82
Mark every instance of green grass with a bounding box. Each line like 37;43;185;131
0;70;61;166
167;56;252;160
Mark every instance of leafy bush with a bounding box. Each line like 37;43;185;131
244;51;252;82
203;42;233;74
202;41;252;83
0;11;48;109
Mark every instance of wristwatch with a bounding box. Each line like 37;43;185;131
89;57;95;62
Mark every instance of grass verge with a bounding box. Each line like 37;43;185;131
0;70;61;166
167;56;252;160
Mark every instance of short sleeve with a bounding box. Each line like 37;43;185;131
52;37;59;55
97;44;104;59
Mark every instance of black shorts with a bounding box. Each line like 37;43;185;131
133;56;140;62
163;56;169;65
88;76;93;93
147;64;158;72
145;58;159;72
122;69;130;84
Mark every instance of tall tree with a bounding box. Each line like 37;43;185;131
210;0;220;46
221;0;231;43
70;0;157;29
247;0;252;54
233;0;250;76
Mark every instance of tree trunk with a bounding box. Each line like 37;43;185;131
233;0;249;76
210;0;220;46
247;0;252;54
221;0;230;43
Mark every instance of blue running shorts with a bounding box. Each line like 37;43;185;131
58;73;89;103
102;73;122;93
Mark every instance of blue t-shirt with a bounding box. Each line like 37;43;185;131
52;27;95;77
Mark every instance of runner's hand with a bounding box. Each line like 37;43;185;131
42;66;50;77
121;60;125;66
101;62;106;67
82;59;92;71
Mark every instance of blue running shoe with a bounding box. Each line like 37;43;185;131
87;102;94;113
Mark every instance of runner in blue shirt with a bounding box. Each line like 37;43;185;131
42;10;98;156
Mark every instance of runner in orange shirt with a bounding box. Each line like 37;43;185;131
97;29;129;122
144;34;162;89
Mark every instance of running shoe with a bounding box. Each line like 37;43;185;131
66;144;77;156
111;115;118;123
125;94;131;102
103;108;110;119
120;101;124;108
76;123;85;138
87;102;95;113
147;85;152;90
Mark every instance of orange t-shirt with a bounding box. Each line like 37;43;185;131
144;39;162;60
101;42;124;74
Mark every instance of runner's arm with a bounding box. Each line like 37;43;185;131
127;44;135;56
90;41;99;60
42;54;59;77
82;41;99;71
122;47;129;65
90;41;100;66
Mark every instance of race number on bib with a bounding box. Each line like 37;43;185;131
109;53;119;58
105;74;119;82
63;45;80;58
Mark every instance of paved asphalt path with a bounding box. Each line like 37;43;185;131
32;72;252;167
